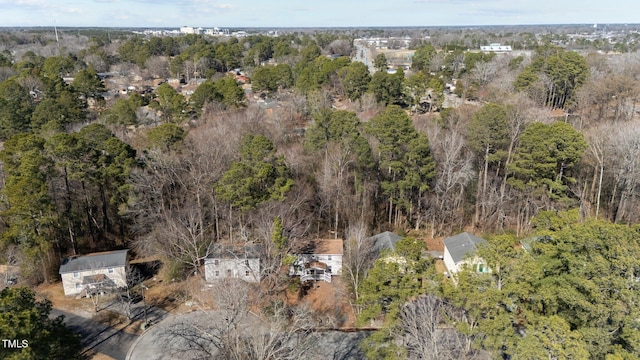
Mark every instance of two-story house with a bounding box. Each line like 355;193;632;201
290;239;343;283
204;244;262;283
59;249;129;296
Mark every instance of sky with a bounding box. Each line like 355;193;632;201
0;0;637;28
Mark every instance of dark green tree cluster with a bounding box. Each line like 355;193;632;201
294;51;350;94
410;44;436;72
0;287;82;360
357;237;436;359
442;213;640;359
514;45;589;109
190;76;245;115
341;61;371;102
250;64;293;94
117;36;179;67
146;123;186;151
0;55;103;139
216;134;294;211
1;125;136;280
366;106;436;226
103;94;144;126
462;51;496;73
151;82;187;121
508;121;587;202
368;69;405;106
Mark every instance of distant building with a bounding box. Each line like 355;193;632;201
180;26;202;35
480;43;512;53
59;250;129;296
205;27;229;36
443;232;488;276
204;244;262;283
290;239;343;283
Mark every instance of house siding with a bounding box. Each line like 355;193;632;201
204;258;260;283
290;254;343;276
60;266;127;296
443;246;459;274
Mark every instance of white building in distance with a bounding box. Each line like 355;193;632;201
480;43;512;53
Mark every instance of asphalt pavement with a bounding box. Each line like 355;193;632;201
52;300;168;360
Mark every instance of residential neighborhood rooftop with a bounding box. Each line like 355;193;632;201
368;231;403;253
443;232;487;264
206;244;263;259
294;239;344;255
59;249;129;274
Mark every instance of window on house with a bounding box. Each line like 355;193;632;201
215;270;219;277
73;272;79;278
75;283;82;290
245;270;250;277
108;268;114;274
214;259;219;266
327;255;332;261
227;269;232;277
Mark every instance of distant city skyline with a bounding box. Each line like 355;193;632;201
0;0;637;29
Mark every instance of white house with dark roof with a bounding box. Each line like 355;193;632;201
443;232;488;277
59;249;129;296
290;239;343;283
204;244;262;283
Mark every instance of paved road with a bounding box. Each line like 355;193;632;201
126;311;220;360
127;310;370;360
52;301;168;360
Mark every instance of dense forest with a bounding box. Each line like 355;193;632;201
1;25;640;359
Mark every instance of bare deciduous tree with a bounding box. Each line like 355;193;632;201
118;265;144;320
426;117;474;235
400;295;481;360
159;280;318;360
609;123;640;224
342;220;375;314
144;56;170;79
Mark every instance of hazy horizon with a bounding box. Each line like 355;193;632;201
0;0;636;29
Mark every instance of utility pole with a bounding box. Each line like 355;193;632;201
141;284;149;327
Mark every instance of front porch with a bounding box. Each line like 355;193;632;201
300;262;332;283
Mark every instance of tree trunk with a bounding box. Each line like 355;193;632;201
474;166;482;227
63;167;77;254
482;146;490;221
82;181;98;246
100;187;110;234
595;164;604;220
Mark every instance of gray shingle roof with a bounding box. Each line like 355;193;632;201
59;249;129;274
368;231;403;253
207;244;263;259
443;232;486;264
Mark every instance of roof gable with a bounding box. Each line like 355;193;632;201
59;249;128;274
368;231;402;253
443;232;487;264
294;239;344;255
207;244;263;259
